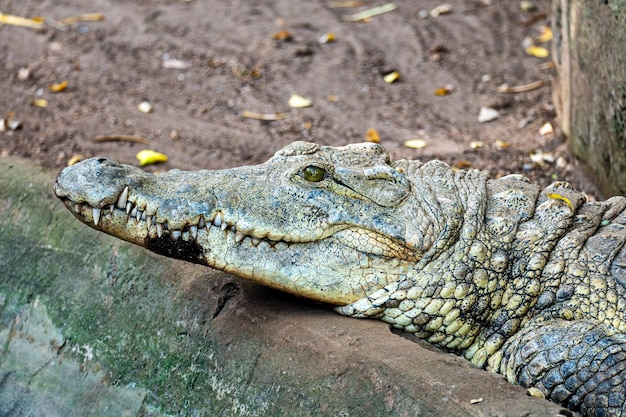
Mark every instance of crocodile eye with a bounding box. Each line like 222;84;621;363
302;165;326;182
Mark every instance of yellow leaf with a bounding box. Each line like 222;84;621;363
318;32;336;44
546;193;573;211
32;99;48;108
383;70;400;84
536;26;553;43
49;80;68;93
366;127;380;143
403;139;427;149
136;150;168;166
525;45;549;58
434;87;451;96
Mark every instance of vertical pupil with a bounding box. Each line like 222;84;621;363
303;166;325;182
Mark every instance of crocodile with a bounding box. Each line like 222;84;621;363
54;141;626;416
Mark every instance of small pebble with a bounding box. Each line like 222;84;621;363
478;107;499;123
138;101;153;113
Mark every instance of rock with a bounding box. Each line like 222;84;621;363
478;106;500;123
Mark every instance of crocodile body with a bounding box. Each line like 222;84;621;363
54;141;626;416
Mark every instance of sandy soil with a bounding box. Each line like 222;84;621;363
1;0;600;196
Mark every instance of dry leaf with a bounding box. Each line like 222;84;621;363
343;3;396;22
469;141;484;149
434;86;453;96
92;135;151;144
383;70;400;83
366;127;380;143
0;12;44;29
58;13;105;25
272;30;292;41
497;80;543;93
67;154;87;166
289;94;313;108
519;1;536;12
526;387;545;399
404;139;427;149
0;118;22;132
49;80;68;93
242;110;287;121
327;94;340;102
469;398;484;405
430;3;453;17
328;1;367;7
495;140;510;149
136;150;168;166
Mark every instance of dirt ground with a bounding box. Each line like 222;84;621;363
0;0;593;415
1;0;601;197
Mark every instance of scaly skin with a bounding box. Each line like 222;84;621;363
54;141;626;416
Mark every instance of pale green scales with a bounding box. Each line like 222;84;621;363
55;141;626;416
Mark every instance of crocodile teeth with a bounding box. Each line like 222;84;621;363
190;225;198;239
198;217;205;229
235;231;245;243
126;201;133;214
156;223;164;238
214;212;223;227
117;186;129;209
251;237;261;247
146;215;153;227
74;203;81;213
136;209;142;222
171;230;181;240
93;208;101;226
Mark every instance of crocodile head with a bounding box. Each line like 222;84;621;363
54;141;434;306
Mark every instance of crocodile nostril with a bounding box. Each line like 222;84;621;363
95;157;108;163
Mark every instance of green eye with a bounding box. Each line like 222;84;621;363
302;165;326;182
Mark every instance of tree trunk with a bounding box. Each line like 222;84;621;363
552;0;626;197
